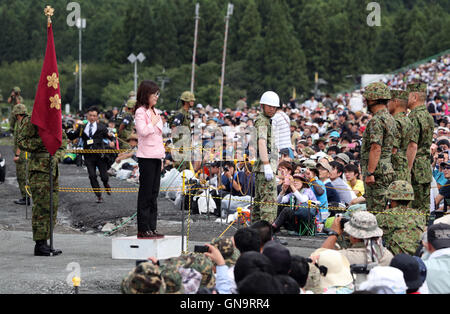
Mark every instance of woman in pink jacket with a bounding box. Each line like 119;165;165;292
134;80;165;239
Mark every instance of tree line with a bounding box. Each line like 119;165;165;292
0;0;449;112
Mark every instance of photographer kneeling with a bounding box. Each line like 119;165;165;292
322;211;393;265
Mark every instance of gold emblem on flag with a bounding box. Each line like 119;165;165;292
47;73;59;90
50;94;61;110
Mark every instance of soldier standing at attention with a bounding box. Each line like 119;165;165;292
360;82;397;213
388;90;414;182
406;83;435;213
17;115;65;256
377;180;425;256
252;91;279;223
171;91;195;171
117;99;136;149
12;104;30;206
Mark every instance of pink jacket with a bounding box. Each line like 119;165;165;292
134;106;165;159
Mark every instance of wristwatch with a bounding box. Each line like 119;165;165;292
328;230;339;237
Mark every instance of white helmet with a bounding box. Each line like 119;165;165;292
260;91;280;108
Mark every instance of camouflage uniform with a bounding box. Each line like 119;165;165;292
392;111;413;182
117;99;135;150
160;265;184;294
407;83;434;213
361;83;397;212
181;252;216;289
121;262;166;294
12;104;28;199
171;92;195;171
253;112;278;223
376;181;425;255
16;116;66;241
8;86;23;134
389;90;414;182
211;237;240;267
163;252;216;289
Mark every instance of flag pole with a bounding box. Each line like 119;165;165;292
49;155;54;250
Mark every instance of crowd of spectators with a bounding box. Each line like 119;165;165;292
120;213;450;294
57;53;450;223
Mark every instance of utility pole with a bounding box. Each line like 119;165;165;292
219;3;233;112
157;69;170;105
190;3;200;94
76;17;86;112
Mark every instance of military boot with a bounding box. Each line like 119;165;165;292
34;240;53;256
34;240;62;256
14;197;31;206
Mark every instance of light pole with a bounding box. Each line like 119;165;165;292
157;69;170;105
190;3;200;94
128;52;146;96
219;3;233;112
76;18;86;112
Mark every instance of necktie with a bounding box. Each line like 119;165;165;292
89;123;93;138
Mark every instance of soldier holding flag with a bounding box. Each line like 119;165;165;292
17;6;64;256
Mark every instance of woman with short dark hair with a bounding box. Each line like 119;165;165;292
134;80;165;239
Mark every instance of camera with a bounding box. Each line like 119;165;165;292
336;214;349;230
194;245;209;253
438;154;444;159
350;264;370;275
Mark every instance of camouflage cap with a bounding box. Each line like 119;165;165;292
390;90;409;101
121;262;166;294
211;237;240;267
160;265;184;294
290;121;298;128
184;252;216;289
13;86;21;93
406;83;427;94
363;82;391;101
126;98;136;109
343;211;383;239
12;104;27;116
301;147;316;158
181;91;196;102
386;180;415;201
128;91;136;98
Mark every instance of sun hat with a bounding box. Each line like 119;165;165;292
343;211;383;239
314;249;353;289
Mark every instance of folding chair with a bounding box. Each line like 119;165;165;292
297;200;319;236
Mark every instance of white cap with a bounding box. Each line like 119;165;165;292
260;91;280;108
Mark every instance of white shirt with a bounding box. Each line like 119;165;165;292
272;111;292;149
84;121;97;138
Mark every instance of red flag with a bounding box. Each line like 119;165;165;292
31;18;62;156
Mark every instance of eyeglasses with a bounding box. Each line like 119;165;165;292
153;91;161;98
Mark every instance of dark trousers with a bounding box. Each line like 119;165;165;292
137;158;162;233
85;155;110;197
273;204;316;232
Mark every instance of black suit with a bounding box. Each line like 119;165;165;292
68;122;112;198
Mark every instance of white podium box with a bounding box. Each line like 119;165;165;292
112;236;184;260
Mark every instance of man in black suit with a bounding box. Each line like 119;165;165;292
68;106;114;203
